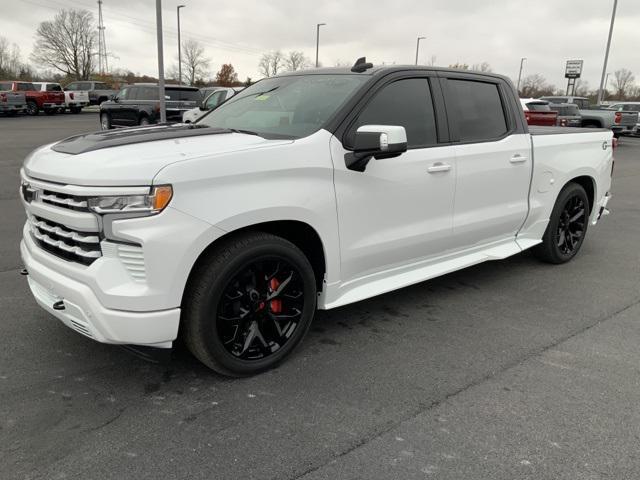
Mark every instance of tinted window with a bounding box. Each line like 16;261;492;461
94;82;110;90
350;78;437;148
46;84;62;91
166;89;201;101
573;98;589;109
117;87;129;100
449;79;508;142
552;104;579;116
0;82;12;90
623;104;640;112
543;97;568;104
18;83;35;91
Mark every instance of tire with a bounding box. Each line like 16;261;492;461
70;106;81;114
533;182;590;264
26;101;39;116
182;232;317;377
100;113;111;130
139;116;150;126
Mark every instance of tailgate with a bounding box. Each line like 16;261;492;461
46;92;65;104
525;111;558;127
617;112;638;127
2;91;25;105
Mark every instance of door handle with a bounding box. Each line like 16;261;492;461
427;162;451;173
510;155;528;164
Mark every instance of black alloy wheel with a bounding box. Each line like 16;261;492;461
183;232;317;376
217;258;305;360
533;182;590;264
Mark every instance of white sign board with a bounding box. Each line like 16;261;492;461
565;60;583;79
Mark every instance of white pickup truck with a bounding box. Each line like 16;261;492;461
32;82;89;114
19;62;613;376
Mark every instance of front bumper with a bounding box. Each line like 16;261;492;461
21;238;180;347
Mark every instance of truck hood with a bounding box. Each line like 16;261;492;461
23;124;293;186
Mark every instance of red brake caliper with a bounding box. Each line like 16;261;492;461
269;278;282;314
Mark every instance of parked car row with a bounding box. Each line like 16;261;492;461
99;84;245;129
0;80;110;116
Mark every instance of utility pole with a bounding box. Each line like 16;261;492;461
97;0;108;75
156;0;166;123
315;23;326;68
516;57;526;93
604;72;611;99
177;5;185;85
415;36;426;65
597;0;618;105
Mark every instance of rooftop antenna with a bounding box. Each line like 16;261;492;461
97;0;109;75
351;57;373;73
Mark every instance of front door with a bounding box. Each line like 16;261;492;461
331;76;456;284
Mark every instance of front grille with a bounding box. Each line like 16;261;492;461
40;190;89;212
29;216;101;265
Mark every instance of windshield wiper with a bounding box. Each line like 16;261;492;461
228;128;262;137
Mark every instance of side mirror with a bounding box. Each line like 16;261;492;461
345;125;408;172
109;94;117;101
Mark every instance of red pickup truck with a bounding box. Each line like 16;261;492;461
520;98;559;127
3;81;65;116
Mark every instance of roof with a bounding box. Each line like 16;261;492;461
130;83;199;90
277;64;510;82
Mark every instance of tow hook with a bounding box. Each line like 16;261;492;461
20;268;28;276
52;300;65;311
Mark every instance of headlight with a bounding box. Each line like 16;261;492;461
88;185;173;215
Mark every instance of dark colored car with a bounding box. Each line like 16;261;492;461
549;103;582;127
64;81;117;105
99;84;201;129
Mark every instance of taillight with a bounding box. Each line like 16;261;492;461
561;118;567;127
614;112;622;124
69;92;74;100
0;93;6;102
525;113;530;123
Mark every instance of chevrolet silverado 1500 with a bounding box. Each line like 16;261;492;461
20;62;613;376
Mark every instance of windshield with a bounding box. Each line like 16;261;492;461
197;74;368;139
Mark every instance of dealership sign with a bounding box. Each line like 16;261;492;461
565;60;584;79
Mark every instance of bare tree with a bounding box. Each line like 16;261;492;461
448;63;469;70
520;74;555;98
471;62;492;72
285;51;310;72
181;39;211;85
574;79;590;97
0;36;23;79
427;55;437;66
258;51;285;78
612;68;635;99
31;9;96;80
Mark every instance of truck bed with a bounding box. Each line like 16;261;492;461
528;126;607;135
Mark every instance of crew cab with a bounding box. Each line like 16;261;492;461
20;63;613;377
182;87;243;123
520;98;558;126
3;81;65;116
32;82;89;114
540;95;638;137
99;84;201;128
0;81;26;115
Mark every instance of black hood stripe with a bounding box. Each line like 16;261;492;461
51;124;232;155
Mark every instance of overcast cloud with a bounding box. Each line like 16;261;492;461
1;0;638;90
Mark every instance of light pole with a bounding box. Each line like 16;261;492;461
156;0;166;123
604;72;611;99
177;4;185;85
516;57;526;93
597;0;618;105
415;36;426;65
315;23;326;68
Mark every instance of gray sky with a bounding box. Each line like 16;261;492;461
2;0;638;90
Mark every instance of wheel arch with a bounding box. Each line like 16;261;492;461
181;220;328;308
564;175;595;214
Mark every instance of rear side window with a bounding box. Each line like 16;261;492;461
18;83;35;91
448;79;508;142
167;89;201;101
0;82;12;90
349;78;438;148
46;84;62;91
94;82;110;90
623;104;640;112
573;98;589;109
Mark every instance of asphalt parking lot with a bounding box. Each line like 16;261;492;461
1;113;640;480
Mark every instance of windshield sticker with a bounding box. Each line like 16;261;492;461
255;95;270;101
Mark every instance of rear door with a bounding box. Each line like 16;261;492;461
332;73;457;282
441;74;531;249
109;86;130;126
